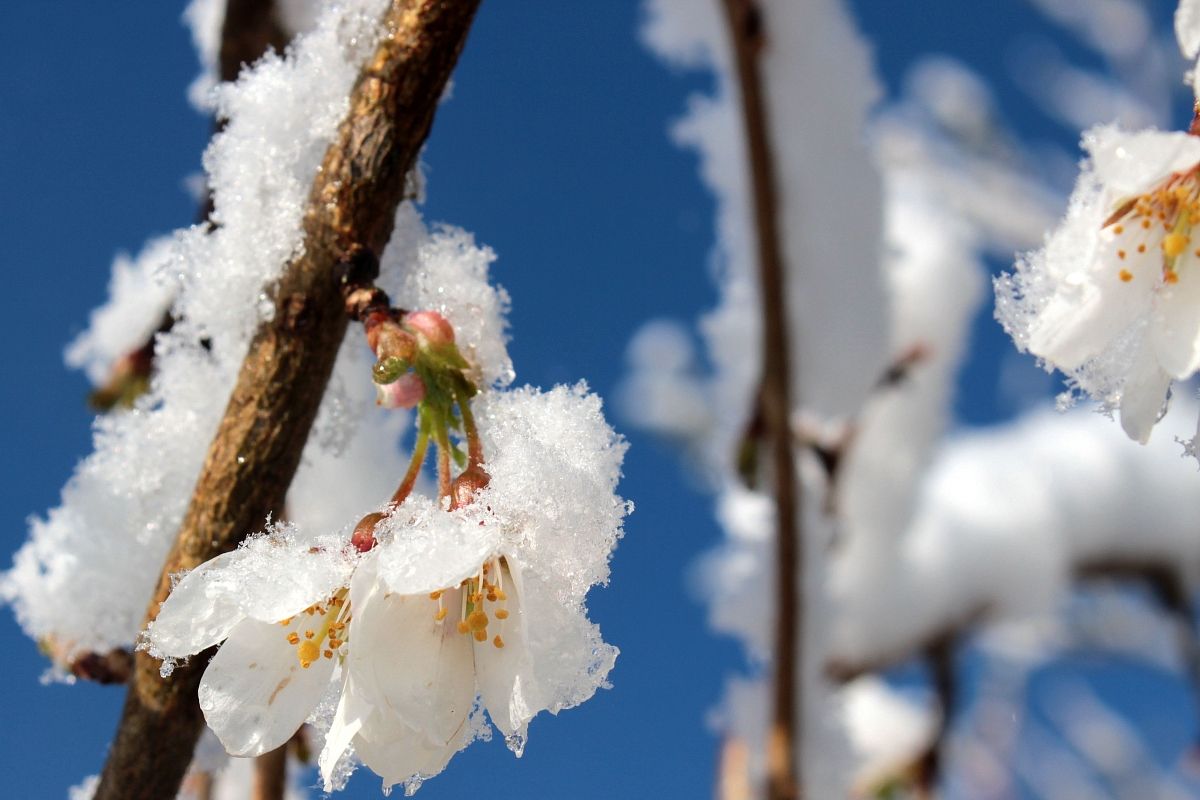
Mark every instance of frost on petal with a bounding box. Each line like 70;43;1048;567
346;553;474;746
474;560;535;738
144;551;245;658
1178;0;1200;60
199;617;336;757
375;499;501;596
230;531;357;624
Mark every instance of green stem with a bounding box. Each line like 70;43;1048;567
454;379;484;469
391;408;431;505
433;410;453;501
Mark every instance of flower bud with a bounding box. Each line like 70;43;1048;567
350;512;386;553
375;372;426;409
372;356;407;385
449;465;490;509
405;310;455;347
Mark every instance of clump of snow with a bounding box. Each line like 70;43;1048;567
830;397;1200;670
383;205;514;388
635;0;889;477
64;235;176;385
841;676;936;795
617;320;711;442
3;0;400;659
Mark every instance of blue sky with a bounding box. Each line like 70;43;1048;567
0;1;1194;798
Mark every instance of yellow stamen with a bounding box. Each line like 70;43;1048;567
435;607;448;621
287;632;300;645
1164;232;1190;257
495;608;509;620
493;635;505;649
298;640;319;666
1119;269;1133;282
473;630;488;642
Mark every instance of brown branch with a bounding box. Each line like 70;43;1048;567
93;3;479;798
826;603;990;684
252;745;288;800
914;631;958;796
219;0;288;84
720;2;801;797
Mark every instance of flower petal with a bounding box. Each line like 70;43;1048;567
318;672;369;792
475;559;537;738
1119;341;1173;443
198;617;335;756
354;708;466;790
146;551;245;657
345;555;475;746
1026;259;1151;372
1152;257;1200;379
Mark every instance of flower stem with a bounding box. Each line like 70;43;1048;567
392;408;431;505
454;379;484;469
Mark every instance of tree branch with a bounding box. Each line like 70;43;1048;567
94;3;479;798
252;744;288;800
720;2;801;797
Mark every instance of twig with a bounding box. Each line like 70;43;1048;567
719;1;801;797
93;3;479;798
252;745;288;800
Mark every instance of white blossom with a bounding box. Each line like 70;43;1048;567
996;126;1200;442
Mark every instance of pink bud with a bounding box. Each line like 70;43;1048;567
405;310;455;346
375;372;426;409
350;512;386;553
449;465;491;510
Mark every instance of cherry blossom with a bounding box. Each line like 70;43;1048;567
996;127;1200;441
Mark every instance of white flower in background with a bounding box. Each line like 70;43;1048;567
144;529;357;756
996;127;1200;441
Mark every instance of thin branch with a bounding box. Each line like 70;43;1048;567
93;3;479;798
252;745;288;800
720;1;801;797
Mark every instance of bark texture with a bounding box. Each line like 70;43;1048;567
720;1;802;798
94;3;479;798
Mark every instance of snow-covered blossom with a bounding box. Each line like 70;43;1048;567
145;382;627;793
145;528;356;756
997;127;1200;442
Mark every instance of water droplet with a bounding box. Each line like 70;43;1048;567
237;455;246;465
505;731;526;758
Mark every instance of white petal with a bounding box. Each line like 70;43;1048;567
346;557;475;746
1119;343;1173;443
198;617;335;756
354;707;467;790
1027;260;1151;371
1088;128;1200;194
146;551;245;656
475;560;537;738
1152;259;1200;378
318;673;369;792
